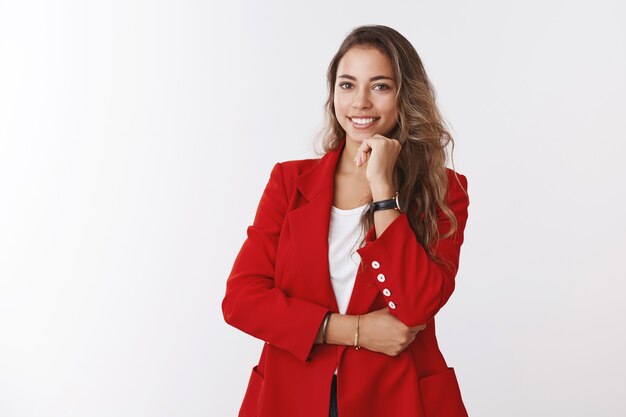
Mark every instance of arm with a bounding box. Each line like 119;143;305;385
313;313;361;346
221;162;331;363
355;173;470;327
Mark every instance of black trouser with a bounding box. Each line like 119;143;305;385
329;374;338;417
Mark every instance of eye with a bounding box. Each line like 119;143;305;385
337;82;391;91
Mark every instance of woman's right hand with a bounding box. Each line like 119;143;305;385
359;308;427;356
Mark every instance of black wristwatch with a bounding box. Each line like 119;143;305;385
369;191;402;213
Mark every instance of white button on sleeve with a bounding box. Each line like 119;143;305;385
388;301;396;309
371;261;380;269
382;288;391;297
377;273;386;282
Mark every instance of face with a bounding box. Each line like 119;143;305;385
334;46;399;144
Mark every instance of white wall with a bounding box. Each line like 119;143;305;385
1;1;625;416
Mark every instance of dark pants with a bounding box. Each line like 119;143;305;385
329;374;338;417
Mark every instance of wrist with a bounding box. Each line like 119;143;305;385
325;314;362;346
370;181;395;201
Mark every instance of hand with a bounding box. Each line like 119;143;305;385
358;308;427;357
354;135;402;185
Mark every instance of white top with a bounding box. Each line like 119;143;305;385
328;203;368;375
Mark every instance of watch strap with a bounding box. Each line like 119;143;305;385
369;192;401;213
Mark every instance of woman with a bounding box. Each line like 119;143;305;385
222;24;470;417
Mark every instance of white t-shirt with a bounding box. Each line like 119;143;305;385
328;203;368;375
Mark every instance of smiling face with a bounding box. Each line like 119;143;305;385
334;46;399;144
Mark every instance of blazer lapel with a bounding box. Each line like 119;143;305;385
287;137;380;316
287;139;343;313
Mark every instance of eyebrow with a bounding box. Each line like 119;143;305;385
337;74;395;82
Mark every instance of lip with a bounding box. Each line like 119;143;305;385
348;116;380;129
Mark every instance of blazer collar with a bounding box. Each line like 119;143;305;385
294;137;346;202
287;137;381;318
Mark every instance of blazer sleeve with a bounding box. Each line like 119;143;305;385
221;162;331;363
355;172;470;327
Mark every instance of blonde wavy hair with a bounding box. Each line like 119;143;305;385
314;24;467;268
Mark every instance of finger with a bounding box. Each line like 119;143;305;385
356;140;371;166
355;150;365;166
358;138;373;154
360;149;369;165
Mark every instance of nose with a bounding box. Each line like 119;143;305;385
351;86;371;110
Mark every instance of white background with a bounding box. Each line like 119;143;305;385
1;1;625;416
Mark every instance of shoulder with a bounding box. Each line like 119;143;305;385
264;157;319;178
278;157;321;177
263;156;322;195
445;167;468;194
443;168;470;213
273;156;321;182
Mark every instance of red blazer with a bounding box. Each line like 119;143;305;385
222;137;470;417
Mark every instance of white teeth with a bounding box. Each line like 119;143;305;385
351;117;377;125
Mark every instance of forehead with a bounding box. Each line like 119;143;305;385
337;46;393;77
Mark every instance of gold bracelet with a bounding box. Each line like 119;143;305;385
354;315;360;349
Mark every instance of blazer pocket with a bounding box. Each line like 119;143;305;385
418;367;468;417
239;365;264;417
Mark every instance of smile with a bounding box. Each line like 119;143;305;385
349;117;380;128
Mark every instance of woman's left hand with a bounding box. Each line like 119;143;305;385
355;134;402;187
